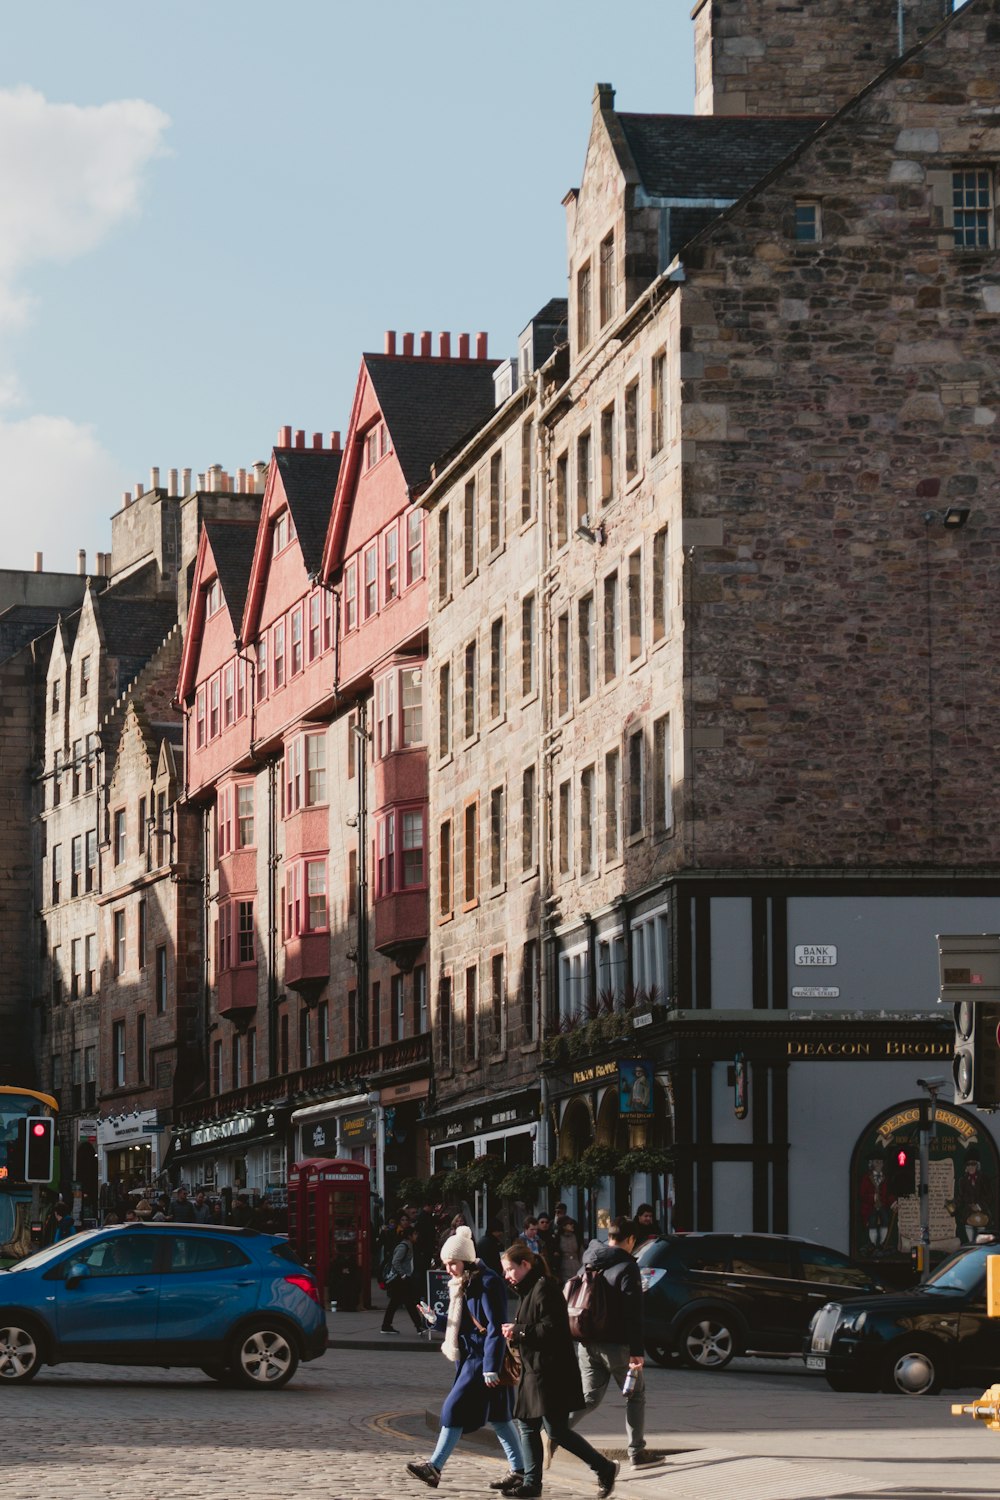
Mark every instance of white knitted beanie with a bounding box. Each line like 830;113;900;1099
440;1225;477;1263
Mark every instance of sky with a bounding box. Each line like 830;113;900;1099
0;1;694;574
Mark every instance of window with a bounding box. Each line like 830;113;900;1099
80;655;91;697
600;404;615;506
384;524;399;602
628;728;645;838
290;607;303;675
489;451;503;553
213;1036;224;1093
489;784;505;889
308;860;328;930
85;934;97;997
558;942;589;1025
71;834;82;897
392;973;406;1040
521;939;539;1042
439;818;453;917
437;506;451;602
113;909;126;976
463;639;478;739
628;548;644;661
521;765;537;873
236;899;255;964
348;847;358;917
247;1026;257;1082
52;748;61;807
70;938;82;999
376;814;395;897
576;429;592;526
138;796;146;855
631;905;670;999
654;714;673;833
438;974;453;1069
209;675;221;736
578;593;595;701
558;779;572;876
599;231;615;326
406;509;424;584
71;1049;81;1110
84;734;96;794
489;616;504;721
306;732;327;804
237;656;248;718
195;687;206;747
71;739;81;798
652;525;670;643
308;593;321;661
415;965;428;1034
438;662;451;758
650;349;666;456
52;678;60;715
344;559;358;632
51;844;62;905
952;169;993;248
156;791;168;866
317;1000;329;1062
520;420;535;525
521;593;536;698
155;945;167;1013
347;711;358;779
580;764;597;876
375;672;396;758
465;964;479;1062
463;799;478;905
114;808;126;865
272;620;285;689
113;1021;126;1087
597;930;626;1004
625;380;639;481
555;452;569;549
401;666;423;745
605;747;621;862
137;1013;147;1083
223;663;235;726
138;899;147;970
85;830;97;893
256;637;268;700
463;479;477;577
557;611;570;717
794;199;821;242
285;737;302;813
491;953;505;1050
576;259;592;350
603;570;621;682
272;511;292;554
299;1005;312;1068
364;545;378;617
237;783;254;846
402;809;425;887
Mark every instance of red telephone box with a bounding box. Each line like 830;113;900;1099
287;1157;372;1309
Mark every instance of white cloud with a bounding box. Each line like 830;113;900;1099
0;415;126;572
0;85;170;326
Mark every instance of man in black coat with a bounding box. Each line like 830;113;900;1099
569;1215;653;1470
476;1220;505;1277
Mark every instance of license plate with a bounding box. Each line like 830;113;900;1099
806;1355;826;1370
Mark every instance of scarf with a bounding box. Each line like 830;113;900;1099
441;1273;466;1362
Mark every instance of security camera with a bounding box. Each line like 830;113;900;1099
917;1076;945;1090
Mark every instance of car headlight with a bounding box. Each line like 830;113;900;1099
838;1310;868;1334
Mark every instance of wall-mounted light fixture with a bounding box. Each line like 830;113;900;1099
924;506;970;530
575;519;606;546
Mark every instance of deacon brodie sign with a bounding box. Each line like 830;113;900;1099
786;1038;952;1059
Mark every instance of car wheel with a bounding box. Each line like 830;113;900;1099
645;1342;681;1368
228;1324;299;1389
677;1312;737;1370
882;1344;942;1396
0;1321;43;1384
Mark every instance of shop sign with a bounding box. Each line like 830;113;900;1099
795;944;837;966
341;1112;375;1146
308;1121;336;1154
191;1114;255;1147
733;1053;748;1121
97;1110;160;1145
571;1060;618;1086
77;1118;99;1147
792;986;840;999
619;1061;654;1119
786;1038;952;1059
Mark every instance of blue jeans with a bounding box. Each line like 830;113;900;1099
516;1415;610;1490
428;1420;522;1474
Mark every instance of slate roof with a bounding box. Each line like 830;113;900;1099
529;298;569;329
0;605;62;665
203;517;259;623
364;356;500;492
274;449;343;576
617;113;822;202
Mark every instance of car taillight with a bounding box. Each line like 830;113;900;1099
640;1267;667;1292
284;1273;321;1303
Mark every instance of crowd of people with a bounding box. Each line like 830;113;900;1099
397;1206;662;1499
46;1186;285;1242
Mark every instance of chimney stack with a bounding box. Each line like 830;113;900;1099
149;467;160;490
439;331;451;359
476;332;489;359
384;330;397;355
403;333;414;356
122;491;132;508
34;551;43;573
168;468;178;497
312;432;323;449
134;481;144;500
330;431;341;452
77;549;87;576
419;331;431;357
278;425;292;447
458;333;470;360
294;429;305;449
182;468;192;493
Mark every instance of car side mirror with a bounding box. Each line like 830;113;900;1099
65;1261;90;1289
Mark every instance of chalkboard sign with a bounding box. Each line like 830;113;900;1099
426;1268;450;1332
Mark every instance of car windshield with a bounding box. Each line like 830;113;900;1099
924;1246;990;1294
1;1227;105;1273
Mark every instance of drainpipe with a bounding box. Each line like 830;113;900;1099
267;757;280;1073
355;702;370;1051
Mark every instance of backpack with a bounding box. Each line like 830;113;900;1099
564;1263;620;1341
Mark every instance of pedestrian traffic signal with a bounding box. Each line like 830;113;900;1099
953;1001;1000;1110
893;1145;916;1197
21;1116;54;1183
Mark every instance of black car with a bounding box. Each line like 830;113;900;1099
806;1242;1000;1396
636;1232;887;1369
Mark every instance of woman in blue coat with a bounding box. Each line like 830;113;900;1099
406;1226;523;1489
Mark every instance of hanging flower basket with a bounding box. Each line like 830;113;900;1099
616;1147;673;1176
495;1164;551;1201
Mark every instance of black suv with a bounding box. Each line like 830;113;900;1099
636;1232;887;1369
806;1242;1000;1395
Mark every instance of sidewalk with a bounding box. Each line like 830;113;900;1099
326;1294;441;1351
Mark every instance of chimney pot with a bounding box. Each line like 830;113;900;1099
197;473;206;490
278;425;292;447
122;491;132;508
384;330;397;355
439;331;451;358
313;432;323;449
182;468;192;493
34;551;43;573
235;468;247;490
330;431;341;451
402;333;414;356
149;466;160;490
458;333;470;359
168;468;178;497
135;481;144;499
295;429;305;448
475;332;488;359
419;331;431;357
77;549;87;576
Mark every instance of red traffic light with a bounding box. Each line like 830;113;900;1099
31;1122;46;1137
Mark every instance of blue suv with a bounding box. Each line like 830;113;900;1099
0;1223;327;1388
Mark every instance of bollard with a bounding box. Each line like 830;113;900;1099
951;1384;1000;1431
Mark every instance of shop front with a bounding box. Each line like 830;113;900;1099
167;1104;291;1216
98;1109;169;1205
379;1076;429;1208
291;1094;377;1168
425;1086;541;1230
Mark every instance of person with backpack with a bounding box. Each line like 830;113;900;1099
563;1215;653;1471
500;1241;619;1499
381;1225;426;1335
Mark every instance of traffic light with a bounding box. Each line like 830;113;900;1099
953;1001;1000;1109
21;1117;54;1183
893;1144;917;1197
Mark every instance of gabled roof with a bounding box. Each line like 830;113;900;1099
616;113;823;203
273;448;343;577
364;355;500;492
177;517;259;701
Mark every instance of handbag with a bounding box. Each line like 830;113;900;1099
469;1309;522;1387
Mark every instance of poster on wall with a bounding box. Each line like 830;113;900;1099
850;1101;998;1263
619;1061;654;1119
